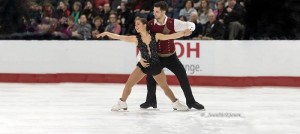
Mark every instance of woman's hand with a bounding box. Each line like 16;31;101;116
96;32;107;38
183;29;192;36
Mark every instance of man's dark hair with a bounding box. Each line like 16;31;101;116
154;1;168;11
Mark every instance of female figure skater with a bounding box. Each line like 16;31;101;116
96;18;190;111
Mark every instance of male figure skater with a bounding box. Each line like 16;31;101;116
139;1;205;110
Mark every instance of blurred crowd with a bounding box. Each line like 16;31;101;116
0;0;298;40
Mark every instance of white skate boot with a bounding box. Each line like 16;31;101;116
172;99;189;111
111;99;127;111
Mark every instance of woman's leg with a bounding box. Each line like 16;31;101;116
120;67;146;101
152;71;177;102
153;71;189;110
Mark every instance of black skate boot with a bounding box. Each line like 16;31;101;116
187;102;205;110
140;102;157;109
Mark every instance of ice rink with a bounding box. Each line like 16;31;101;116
0;83;299;134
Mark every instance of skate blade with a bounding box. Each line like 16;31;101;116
140;108;160;111
173;108;189;112
111;108;128;112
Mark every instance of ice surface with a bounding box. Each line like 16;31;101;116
0;83;299;134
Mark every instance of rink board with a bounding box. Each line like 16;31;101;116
0;40;299;86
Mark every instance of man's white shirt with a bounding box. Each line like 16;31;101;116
154;15;196;32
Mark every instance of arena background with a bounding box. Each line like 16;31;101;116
0;0;299;39
1;1;300;134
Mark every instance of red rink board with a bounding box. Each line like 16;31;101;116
1;73;300;87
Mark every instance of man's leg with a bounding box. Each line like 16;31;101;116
229;21;242;40
140;74;158;108
164;54;205;110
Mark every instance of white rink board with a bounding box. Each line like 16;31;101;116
0;40;300;76
171;40;300;76
0;41;136;74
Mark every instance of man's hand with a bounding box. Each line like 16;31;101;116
140;10;146;14
227;7;233;13
140;58;149;68
219;19;224;24
72;31;80;37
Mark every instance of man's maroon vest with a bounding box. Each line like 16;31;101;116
149;18;176;54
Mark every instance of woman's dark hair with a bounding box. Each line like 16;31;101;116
135;17;150;32
184;0;194;8
154;1;168;11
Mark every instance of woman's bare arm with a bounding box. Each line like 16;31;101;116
97;32;137;43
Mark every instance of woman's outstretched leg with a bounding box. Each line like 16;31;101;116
153;71;188;111
121;67;146;101
112;67;145;111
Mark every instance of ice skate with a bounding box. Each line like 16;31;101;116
172;99;189;111
111;99;127;111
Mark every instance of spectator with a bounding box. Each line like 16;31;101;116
61;16;77;38
166;0;185;19
72;14;92;39
213;0;225;24
82;1;96;23
36;18;51;33
197;0;213;25
42;3;57;18
126;0;137;10
134;0;153;19
69;0;85;11
48;17;60;32
193;0;201;9
28;2;43;20
223;0;245;39
104;13;121;39
179;0;197;20
71;1;82;24
188;12;203;39
56;1;70;19
209;0;218;10
94;0;109;10
46;0;60;8
202;12;224;40
126;15;140;35
117;1;134;35
92;16;105;33
99;3;111;26
111;0;122;11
